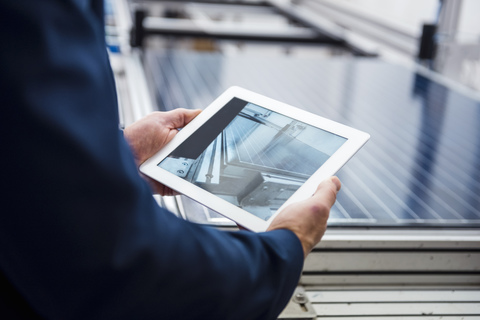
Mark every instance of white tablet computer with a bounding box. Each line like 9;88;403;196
140;87;370;232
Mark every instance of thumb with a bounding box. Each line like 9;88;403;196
166;108;202;129
311;176;341;209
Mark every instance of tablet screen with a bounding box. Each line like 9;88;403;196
158;98;347;221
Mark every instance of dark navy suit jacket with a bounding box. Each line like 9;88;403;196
0;0;303;319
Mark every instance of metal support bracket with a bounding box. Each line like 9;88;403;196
278;286;316;320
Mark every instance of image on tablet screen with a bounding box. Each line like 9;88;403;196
158;98;347;221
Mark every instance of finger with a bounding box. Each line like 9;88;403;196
152;181;179;196
310;176;341;209
182;109;202;126
165;108;202;129
151;179;178;196
139;173;178;196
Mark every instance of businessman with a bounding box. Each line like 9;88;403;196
0;0;340;319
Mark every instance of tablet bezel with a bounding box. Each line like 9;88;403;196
140;86;370;232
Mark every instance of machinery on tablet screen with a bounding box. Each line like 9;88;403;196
160;103;346;221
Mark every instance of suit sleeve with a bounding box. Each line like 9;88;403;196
0;1;304;319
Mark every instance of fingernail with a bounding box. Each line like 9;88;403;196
330;176;341;191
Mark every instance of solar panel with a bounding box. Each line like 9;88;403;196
144;50;480;227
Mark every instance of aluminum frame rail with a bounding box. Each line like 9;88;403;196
129;0;376;56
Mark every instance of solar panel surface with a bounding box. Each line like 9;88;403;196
144;50;480;227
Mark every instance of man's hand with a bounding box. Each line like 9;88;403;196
123;109;202;195
267;177;341;259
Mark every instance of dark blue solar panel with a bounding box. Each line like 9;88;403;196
144;50;480;227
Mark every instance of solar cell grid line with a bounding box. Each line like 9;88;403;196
144;53;173;110
355;70;424;107
239;55;301;103
354;144;470;222
291;61;365;117
341;165;402;223
355;78;446;136
176;55;356;221
326;66;442;219
334;179;374;220
187;54;224;103
227;117;273;168
229;58;284;103
337;183;376;221
156;53;187;109
328;206;348;221
170;52;207;108
353;127;472;221
310;64;414;118
212;60;350;171
338;66;450;176
228;118;261;166
170;53;212;110
155;53;190;110
366;113;480;205
351;80;475;171
439;109;480;170
158;55;183;110
428;172;480;219
229;61;337;121
298;61;359;105
362;111;480;221
291;66;369;127
337;163;393;221
156;53;332;171
362;146;415;189
179;52;243;108
264;65;422;175
300;73;476;215
260;59;470;208
345;160;430;222
346;86;424;131
282;63;476;222
369;80;477;162
208;57;448;222
414;86;479;136
318;74;423;130
443;95;480;140
331;199;353;220
226;115;322;174
342;164;421;222
349;155;427;221
437;126;479;174
170;52;218;109
236;120;277;168
444;154;479;195
172;53;212;108
340;100;431;163
190;53;225;97
368;158;462;220
167;54;200;108
348;117;472;220
335;173;377;220
344;80;476;221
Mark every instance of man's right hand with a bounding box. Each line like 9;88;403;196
267;176;341;259
123;109;201;195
